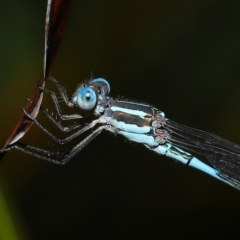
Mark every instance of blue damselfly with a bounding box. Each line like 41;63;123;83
2;76;240;190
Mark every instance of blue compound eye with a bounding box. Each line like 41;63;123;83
75;87;97;110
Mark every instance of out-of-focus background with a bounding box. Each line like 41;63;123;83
0;1;240;239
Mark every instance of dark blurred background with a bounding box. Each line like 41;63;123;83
0;0;240;239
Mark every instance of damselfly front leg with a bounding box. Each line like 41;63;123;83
39;76;83;120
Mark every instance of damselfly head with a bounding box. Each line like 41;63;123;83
72;78;110;111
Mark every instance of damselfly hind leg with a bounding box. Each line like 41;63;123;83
4;126;106;164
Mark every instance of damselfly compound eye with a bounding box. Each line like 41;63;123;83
75;87;97;110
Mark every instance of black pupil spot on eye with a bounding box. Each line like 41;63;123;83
86;91;91;101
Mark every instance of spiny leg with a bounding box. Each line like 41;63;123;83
48;76;74;107
61;126;105;164
39;75;83;120
22;107;99;144
39;86;82;120
24;96;82;132
3;126;105;165
40;106;82;132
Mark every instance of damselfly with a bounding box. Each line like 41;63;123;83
2;76;240;191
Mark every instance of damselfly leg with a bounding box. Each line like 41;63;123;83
39;76;83;120
1;77;112;164
23;107;100;144
5;126;105;164
40;106;82;132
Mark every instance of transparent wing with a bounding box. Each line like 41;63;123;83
166;120;240;188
